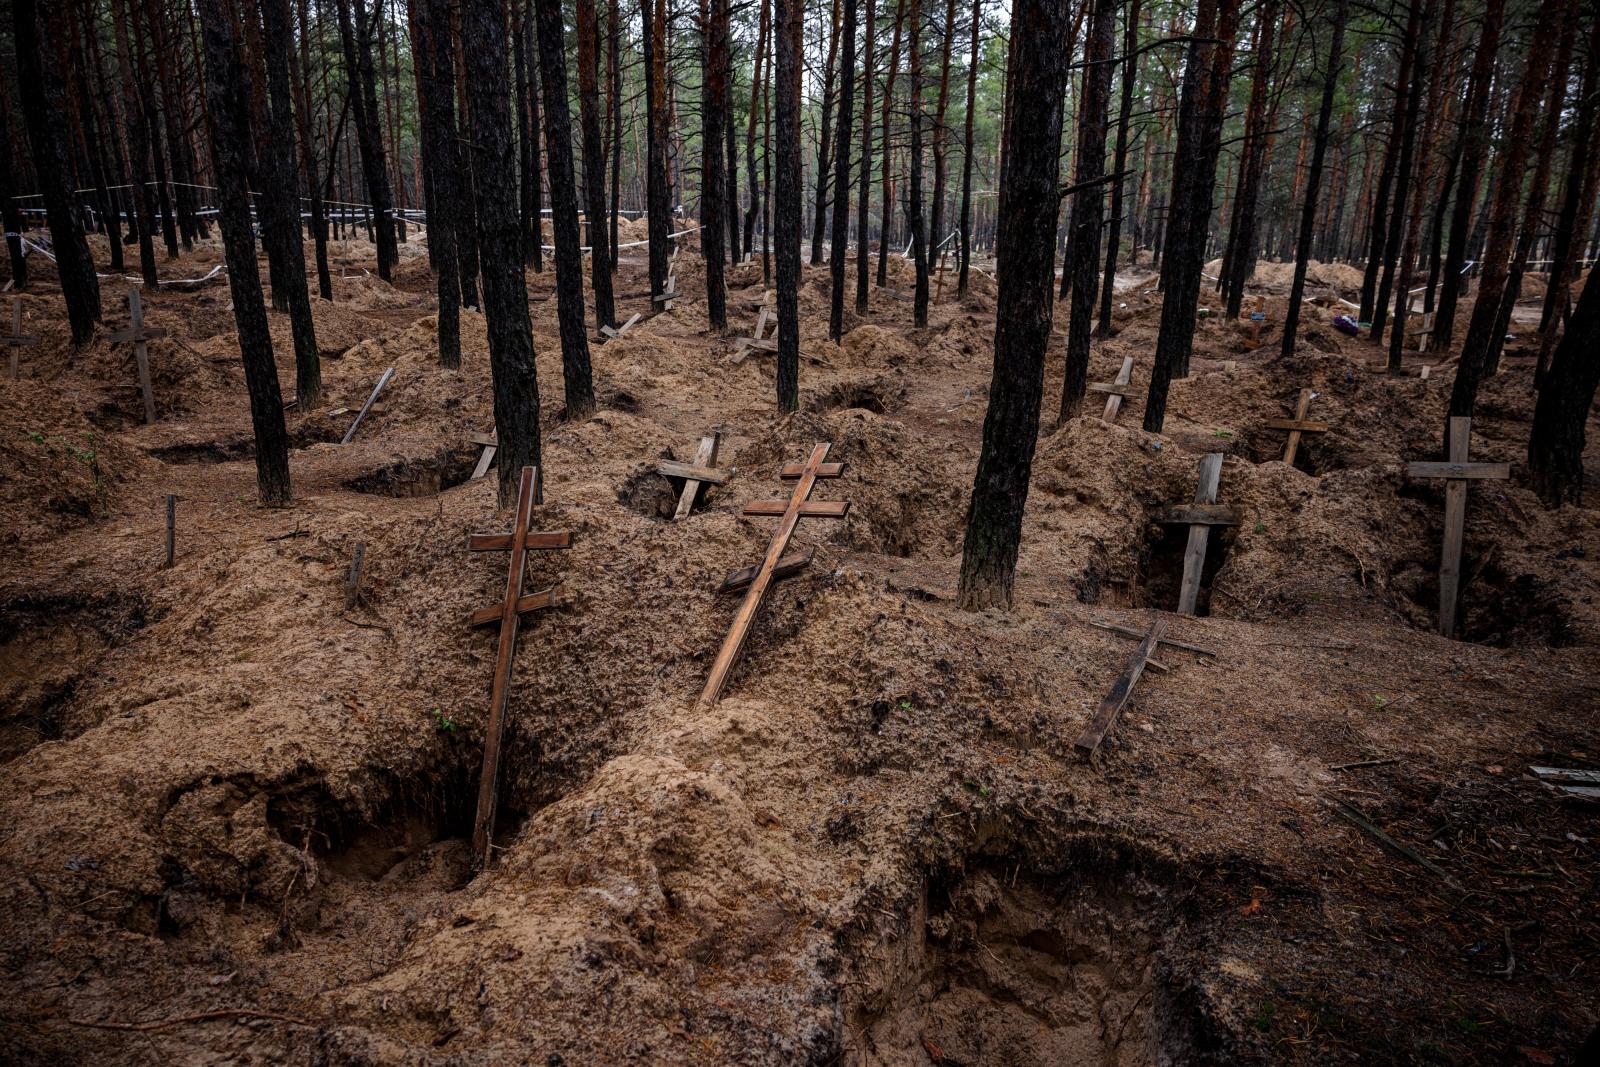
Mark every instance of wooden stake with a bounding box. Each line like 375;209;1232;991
1095;356;1135;422
1404;416;1510;637
1160;453;1227;616
699;444;848;706
465;467;572;867
164;494;176;568
345;542;366;608
471;428;498;480
1273;388;1327;465
342;366;395;444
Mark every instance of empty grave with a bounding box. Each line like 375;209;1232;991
149;422;346;464
807;379;903;416
343;446;480;497
844;838;1207;1067
1391;548;1573;648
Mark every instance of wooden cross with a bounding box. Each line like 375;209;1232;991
469;429;498;480
1244;294;1267;349
1154;452;1237;615
699;443;848;706
1074;617;1167;758
3;296;39;379
599;312;642;341
1090;356;1135;422
342;366;394;444
465;466;572;867
653;268;679;311
732;335;835;367
1405;416;1510;638
106;288;165;424
1266;389;1327;465
660;431;727;520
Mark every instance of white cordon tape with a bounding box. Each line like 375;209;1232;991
23;236;227;285
551;223;703;254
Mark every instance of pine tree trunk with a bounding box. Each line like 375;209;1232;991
810;0;841;265
14;0;100;342
1537;19;1600;377
333;0;398;281
260;0;321;406
956;0;980;302
957;0;1070;612
877;0;906;287
293;0;334;301
744;0;770;259
1432;0;1503;352
1279;0;1348;361
1528;263;1600;506
774;0;803;410
907;0;930;326
575;0;617;329
608;0;622;272
533;0;598;420
513;0;540;266
463;0;546;504
1220;0;1275;320
413;0;461;367
644;0;672;298
1097;0;1142;332
700;0;730;329
1058;0;1115;422
109;0;159;287
927;0;957;286
0;89;27;288
828;0;856;340
856;0;875;313
197;0;290;506
1371;0;1429;346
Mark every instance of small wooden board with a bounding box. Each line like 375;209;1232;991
721;549;814;592
1271;389;1325;465
1164;453;1227;616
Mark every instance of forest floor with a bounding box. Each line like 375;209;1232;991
1;227;1597;1066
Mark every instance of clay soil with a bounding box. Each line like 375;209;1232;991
2;233;1597;1066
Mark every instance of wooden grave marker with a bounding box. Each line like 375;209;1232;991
106;288;166;424
465;467;571;867
599;312;643;341
1090;356;1136;422
341;366;395;444
699;443;848;706
1405;416;1510;637
661;431;727;520
4;296;39;379
1074;617;1167;757
470;428;498;480
1244;295;1267;349
1154;453;1237;615
1267;389;1328;465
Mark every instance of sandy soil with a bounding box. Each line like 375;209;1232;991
1;232;1597;1066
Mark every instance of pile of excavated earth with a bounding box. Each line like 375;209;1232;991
1;230;1596;1065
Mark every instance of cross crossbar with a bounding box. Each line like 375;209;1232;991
668;432;723;519
699;443;849;706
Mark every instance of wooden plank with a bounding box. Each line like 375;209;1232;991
1266;418;1329;433
1404;460;1512;480
1073;618;1167;757
1153;504;1239;526
700;443;844;706
128;289;157;425
780;461;845;478
1437;417;1471;638
472;466;538;867
345;542;366;608
6;297;37;378
742;499;851;518
754;304;771;340
721;549;814;592
1280;389;1313;465
673;432;722;520
1082;618;1218;657
467;587;555;627
1101;356;1134;422
467;431;498;447
1088;382;1139;398
467;530;572;552
617;312;642;334
106;326;169;342
341;366;395;444
1177;453;1223;615
657;458;731;485
1530;766;1600;785
470;429;498;480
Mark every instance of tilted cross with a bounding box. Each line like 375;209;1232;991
1089;356;1136;423
106;288;166;424
1153;452;1238;615
657;430;727;520
3;296;39;379
464;466;572;867
699;442;848;706
1405;416;1510;637
1266;388;1328;465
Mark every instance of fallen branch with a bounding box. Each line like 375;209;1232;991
66;1008;312;1032
1331;799;1463;891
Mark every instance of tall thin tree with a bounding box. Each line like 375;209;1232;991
829;0;857;340
576;0;617;330
774;0;804;410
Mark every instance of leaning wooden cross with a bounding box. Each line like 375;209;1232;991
469;429;498;480
1089;356;1136;422
342;366;395;444
699;443;848;706
1244;295;1267;350
660;431;727;520
1266;388;1328;465
1405;416;1510;637
106;288;165;424
599;312;643;341
1153;453;1237;615
465;466;572;867
4;296;39;379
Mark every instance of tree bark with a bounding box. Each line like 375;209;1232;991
577;0;617;330
774;0;803;410
1537;18;1600;377
810;0;842;265
700;0;730;329
109;0;159;287
1371;0;1429;346
744;0;770;260
956;0;980;301
533;0;598;421
197;0;291;505
293;0;333;300
643;0;672;298
463;0;545;504
877;0;907;287
856;0;876;312
1528;259;1600;506
957;0;1070;612
15;0;101;342
413;0;461;367
1219;0;1275;320
333;0;398;281
907;0;930;327
828;0;856;340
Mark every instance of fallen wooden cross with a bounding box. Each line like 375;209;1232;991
699;443;848;706
465;466;572;867
341;365;395;444
599;312;642;340
4;296;39;378
1530;765;1600;801
662;431;726;520
1074;617;1167;758
732;335;835;367
1154;453;1236;615
470;428;497;480
1267;388;1327;465
1090;356;1135;422
1405;416;1510;637
106;288;166;424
